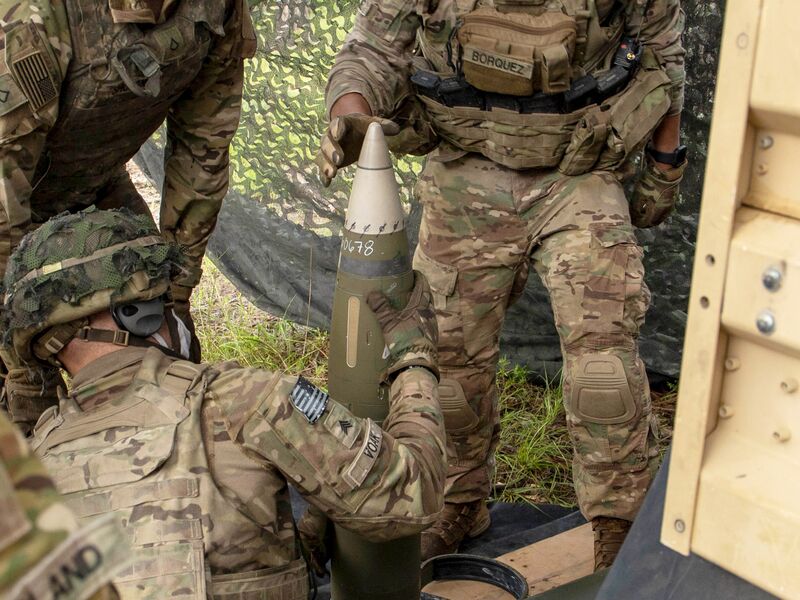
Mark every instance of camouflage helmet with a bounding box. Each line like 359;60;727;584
2;207;182;367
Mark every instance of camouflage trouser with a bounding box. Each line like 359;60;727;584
0;167;155;435
413;150;660;521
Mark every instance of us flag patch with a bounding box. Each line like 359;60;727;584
290;377;329;423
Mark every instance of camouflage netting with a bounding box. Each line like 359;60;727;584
3;208;179;336
135;0;726;379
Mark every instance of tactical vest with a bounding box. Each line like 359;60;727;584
29;0;247;224
413;0;671;171
31;351;309;600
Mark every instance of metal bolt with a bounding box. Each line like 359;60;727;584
762;266;782;292
724;357;741;371
737;33;749;49
674;519;686;533
781;378;798;394
756;311;776;335
718;405;734;419
759;135;774;150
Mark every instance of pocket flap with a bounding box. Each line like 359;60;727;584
413;250;458;297
44;421;180;494
589;223;638;247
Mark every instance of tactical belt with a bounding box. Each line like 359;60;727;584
412;37;642;115
420;554;529;600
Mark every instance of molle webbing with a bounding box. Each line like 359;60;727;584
67;478;200;519
211;558;309;600
416;50;670;171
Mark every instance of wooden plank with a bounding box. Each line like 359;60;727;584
661;0;764;555
422;523;594;599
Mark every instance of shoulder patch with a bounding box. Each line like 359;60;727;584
342;419;383;489
5;21;60;112
290;377;329;424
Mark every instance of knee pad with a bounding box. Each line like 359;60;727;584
438;378;479;434
570;354;637;425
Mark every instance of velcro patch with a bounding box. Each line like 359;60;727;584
290;377;329;424
6;22;60;112
463;46;534;79
323;402;360;449
8;512;131;600
0;72;28;117
342;419;382;489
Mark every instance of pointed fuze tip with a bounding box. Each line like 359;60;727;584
357;122;393;170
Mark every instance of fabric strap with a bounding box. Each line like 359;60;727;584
10;235;164;293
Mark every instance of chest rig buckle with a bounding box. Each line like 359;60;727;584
110;45;162;98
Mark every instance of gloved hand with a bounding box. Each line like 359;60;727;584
367;272;439;382
170;284;202;362
315;114;400;187
629;154;688;228
298;505;331;578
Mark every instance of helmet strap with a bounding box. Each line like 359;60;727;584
33;318;90;365
73;326;184;360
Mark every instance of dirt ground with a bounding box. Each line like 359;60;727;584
126;161;161;220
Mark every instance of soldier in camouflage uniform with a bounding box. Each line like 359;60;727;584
2;207;446;598
0;0;257;432
317;0;687;568
0;410;129;599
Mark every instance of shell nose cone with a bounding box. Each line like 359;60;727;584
357;122;393;170
345;122;405;234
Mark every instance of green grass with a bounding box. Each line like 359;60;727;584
493;359;573;506
191;259;329;388
192;258;675;509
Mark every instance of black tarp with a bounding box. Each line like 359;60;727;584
135;0;725;378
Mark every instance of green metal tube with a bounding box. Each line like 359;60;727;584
327;123;421;599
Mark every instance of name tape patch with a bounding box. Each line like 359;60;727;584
464;47;534;79
343;420;383;489
290;377;329;424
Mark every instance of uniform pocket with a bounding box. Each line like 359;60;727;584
581;225;639;335
43;421;180;494
413;248;466;364
413;248;458;310
558;104;612;176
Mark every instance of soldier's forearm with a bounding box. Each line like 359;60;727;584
651;113;682;170
330;93;373;119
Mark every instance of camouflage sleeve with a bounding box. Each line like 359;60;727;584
0;0;71;275
0;412;128;598
625;0;686;116
160;0;255;292
207;366;446;542
325;0;425;117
